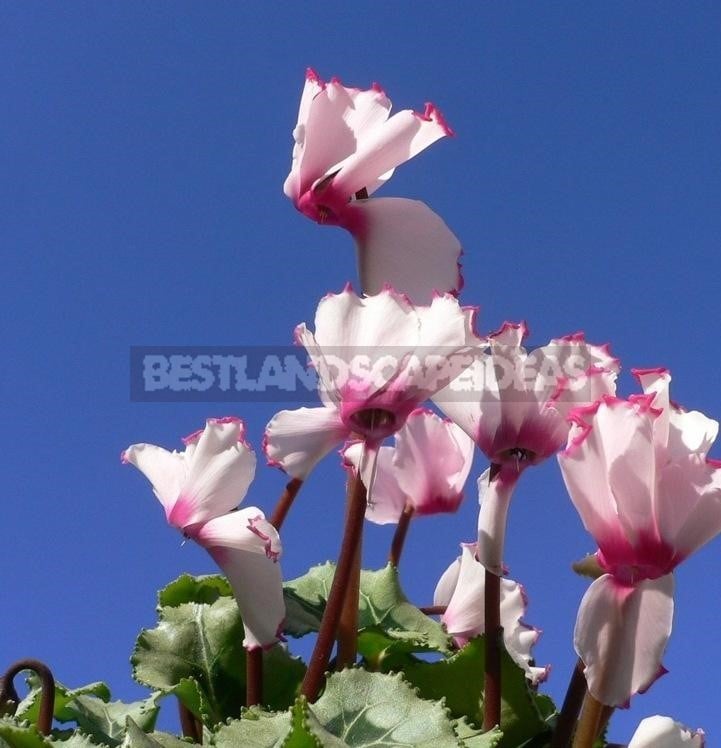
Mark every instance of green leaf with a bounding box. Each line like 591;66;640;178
0;718;51;748
283;698;345;748
398;638;551;748
61;694;159;747
51;733;106;748
15;677;111;725
452;717;502;748
284;564;449;654
157;575;232;608
133;597;305;726
212;707;292;747
309;669;461;747
120;718;189;748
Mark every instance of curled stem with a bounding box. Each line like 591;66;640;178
301;469;367;701
0;659;55;735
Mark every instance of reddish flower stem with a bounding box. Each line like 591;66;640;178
301;469;367;701
572;692;605;748
0;659;55;735
336;540;362;668
550;659;587;748
388;503;414;567
419;605;447;616
178;700;203;743
270;477;303;531
245;647;263;707
483;567;502;731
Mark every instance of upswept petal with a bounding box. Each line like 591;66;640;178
634;368;672;450
393;409;474;515
207;544;285;650
328;104;452;199
437;544;546;683
656;457;721;559
342;197;462;302
283;69;326;199
477;467;519;575
344;442;407;524
668;407;719;461
551;366;618;421
628;716;705;747
194;507;282;560
172;418;256;528
574;573;674;707
559;401;651;556
264;405;348;479
122;443;187;520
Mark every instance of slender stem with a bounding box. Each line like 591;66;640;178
178;700;202;743
572;692;605;748
419;605;447;616
483;567;502;731
301;470;367;701
482;462;511;732
245;647;263;707
550;659;587;748
0;659;55;735
336;539;362;668
270;477;303;530
388;502;414;567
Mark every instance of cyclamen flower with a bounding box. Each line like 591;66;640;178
123;417;285;650
343;408;475;523
284;69;462;303
434;544;547;684
628;716;704;747
558;369;721;706
264;286;479;480
434;321;618;574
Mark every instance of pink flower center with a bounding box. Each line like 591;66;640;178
346;407;398;442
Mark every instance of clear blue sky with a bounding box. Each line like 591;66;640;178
3;2;721;741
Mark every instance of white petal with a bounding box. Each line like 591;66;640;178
174;418;256;528
634;368;672;450
477;468;519;575
628;716;705;748
328;105;451;198
206;542;285;650
668;407;719;461
439;544;545;683
283;69;326;199
574;574;674;707
343;197;462;303
122;443;187;520
264;405;348;479
344;443;407;525
195;507;282;559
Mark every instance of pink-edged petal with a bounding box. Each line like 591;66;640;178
206;542;285;650
439;544;546;683
122;443;187;521
327;105;451;199
628;716;705;748
344;442;408;524
559;402;646;554
477;467;520;575
551;366;618;421
394;409;474;515
194;507;282;560
283;69;326;199
342;198;462;302
311;284;418;352
657;457;721;559
574;574;674;707
171;418;256;528
264;405;348;479
432;357;485;442
634;368;672;450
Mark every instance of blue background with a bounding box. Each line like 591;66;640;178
3;2;721;741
